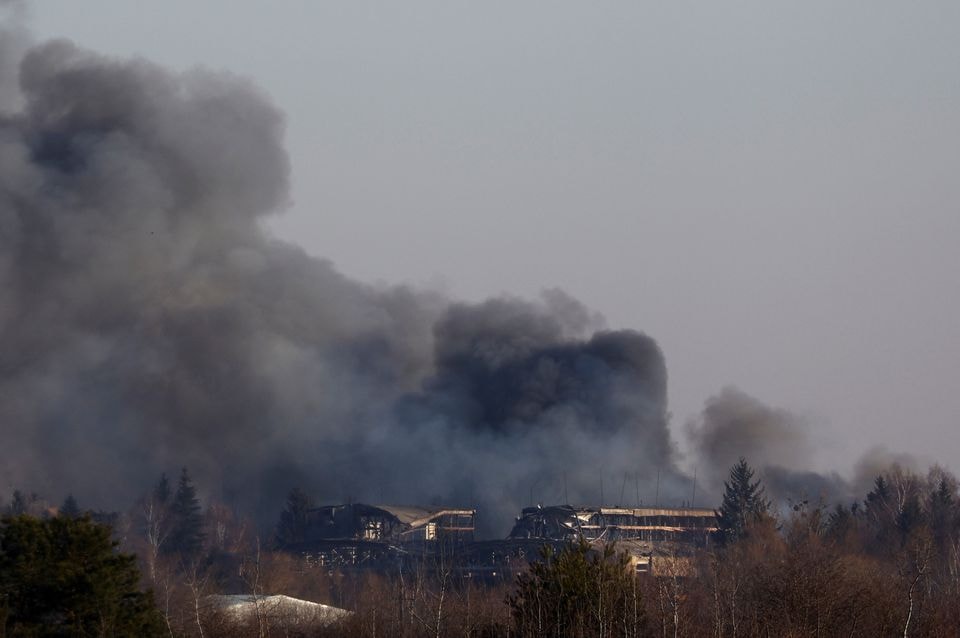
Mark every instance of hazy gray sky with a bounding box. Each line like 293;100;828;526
28;1;960;473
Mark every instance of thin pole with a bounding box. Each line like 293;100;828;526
655;468;660;507
692;467;698;508
564;472;569;505
635;473;640;508
600;472;604;507
619;473;628;507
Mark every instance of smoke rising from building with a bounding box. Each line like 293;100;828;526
0;21;691;535
0;11;928;535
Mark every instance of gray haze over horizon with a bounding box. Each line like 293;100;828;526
3;1;959;527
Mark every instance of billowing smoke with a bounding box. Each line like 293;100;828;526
0;21;686;535
686;388;927;509
2;11;924;536
387;302;684;532
686;388;854;506
686;387;813;488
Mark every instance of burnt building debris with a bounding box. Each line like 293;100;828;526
304;504;476;545
286;502;715;576
290;504;476;568
507;505;718;574
508;505;717;544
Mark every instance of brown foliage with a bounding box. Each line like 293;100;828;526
108;465;960;637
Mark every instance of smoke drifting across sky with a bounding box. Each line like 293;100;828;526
0;15;694;534
686;388;927;510
0;8;920;534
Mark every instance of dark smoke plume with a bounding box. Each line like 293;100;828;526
0;21;686;535
686;387;814;490
686;388;853;506
686;388;928;509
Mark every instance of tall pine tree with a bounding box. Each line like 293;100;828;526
929;476;956;552
276;487;313;546
863;474;898;551
715;457;771;544
166;468;204;559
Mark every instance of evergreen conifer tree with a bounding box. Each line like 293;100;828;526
166;468;204;558
864;474;898;550
59;494;81;518
896;493;923;537
276;487;313;546
715;457;771;544
929;476;956;551
865;475;889;519
0;514;165;635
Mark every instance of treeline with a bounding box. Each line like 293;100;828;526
5;459;960;636
646;459;960;637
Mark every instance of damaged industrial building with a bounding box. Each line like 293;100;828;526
287;504;477;568
286;501;716;576
506;504;718;573
508;504;717;544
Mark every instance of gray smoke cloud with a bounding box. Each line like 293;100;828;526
686;387;813;487
849;446;924;496
686;388;927;509
387;304;685;532
686;389;851;506
0;0;27;112
0;22;688;535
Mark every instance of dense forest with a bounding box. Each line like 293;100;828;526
3;459;960;637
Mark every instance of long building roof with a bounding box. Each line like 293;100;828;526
373;505;476;527
521;504;716;518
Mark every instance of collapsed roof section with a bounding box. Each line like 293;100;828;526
303;503;476;546
508;505;717;545
506;504;719;574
